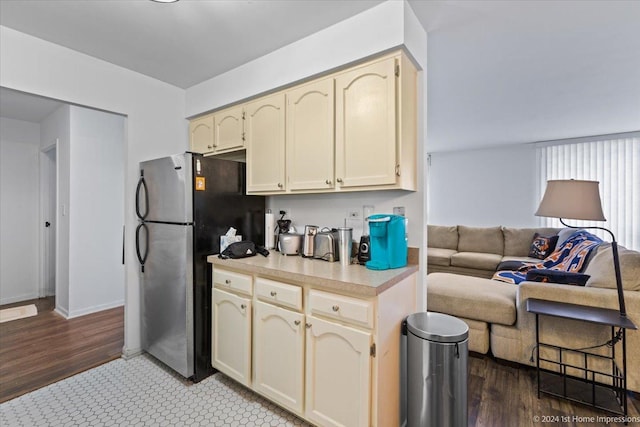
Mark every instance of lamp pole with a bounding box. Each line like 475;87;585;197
559;218;626;317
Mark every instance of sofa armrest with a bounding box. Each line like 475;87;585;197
517;281;638;312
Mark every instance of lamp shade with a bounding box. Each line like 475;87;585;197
535;179;606;221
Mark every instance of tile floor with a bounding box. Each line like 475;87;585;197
0;354;310;427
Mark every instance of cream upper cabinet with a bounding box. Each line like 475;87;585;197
305;315;372;427
246;93;286;193
190;50;417;194
189;114;215;154
286;78;335;191
214;105;245;153
212;288;251;387
253;300;305;414
335;56;398;189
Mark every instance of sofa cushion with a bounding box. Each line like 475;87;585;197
503;227;559;257
427;248;456;266
528;233;559;259
427;272;517;325
458;226;503;255
585;245;640;291
525;269;590;286
502;255;545;264
451;252;502;271
556;227;578;248
428;225;458;250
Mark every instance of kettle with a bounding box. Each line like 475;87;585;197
302;225;318;257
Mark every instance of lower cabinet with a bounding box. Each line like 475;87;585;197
211;265;417;427
253;300;305;414
212;288;251;387
305;315;372;427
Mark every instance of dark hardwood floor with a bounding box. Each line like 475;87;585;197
1;299;637;425
468;353;639;426
0;297;124;403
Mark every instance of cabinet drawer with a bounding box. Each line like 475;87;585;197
309;290;374;328
256;278;302;311
213;268;252;296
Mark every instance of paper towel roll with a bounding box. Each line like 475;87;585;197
265;211;275;249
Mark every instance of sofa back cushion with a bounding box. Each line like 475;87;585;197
502;227;561;256
457;226;503;255
427;225;458;250
585;244;640;291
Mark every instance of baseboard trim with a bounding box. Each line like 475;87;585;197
54;306;69;318
67;300;124;319
0;292;39;306
122;348;143;360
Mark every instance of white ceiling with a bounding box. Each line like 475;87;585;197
1;0;639;152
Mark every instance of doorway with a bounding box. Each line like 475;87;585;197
40;141;57;300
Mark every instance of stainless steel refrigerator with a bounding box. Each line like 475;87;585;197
135;153;264;382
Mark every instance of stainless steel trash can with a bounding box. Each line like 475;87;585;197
406;312;469;427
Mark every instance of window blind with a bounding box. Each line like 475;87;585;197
536;135;640;251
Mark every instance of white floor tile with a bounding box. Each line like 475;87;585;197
0;355;310;427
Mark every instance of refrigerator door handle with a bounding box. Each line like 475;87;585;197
136;173;149;220
136;222;149;272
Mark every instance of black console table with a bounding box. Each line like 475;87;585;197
526;298;637;417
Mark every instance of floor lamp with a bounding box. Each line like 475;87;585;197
535;179;627;317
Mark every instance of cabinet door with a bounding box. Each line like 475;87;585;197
189;114;215;154
335;57;397;188
253;301;304;414
214;105;245;153
286;78;335;191
246;93;286;193
212;288;251;387
305;315;372;427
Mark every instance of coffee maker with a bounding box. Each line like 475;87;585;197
365;214;407;270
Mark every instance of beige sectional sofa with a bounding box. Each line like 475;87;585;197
426;225;640;392
427;225;560;278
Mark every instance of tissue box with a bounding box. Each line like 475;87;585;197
220;235;242;252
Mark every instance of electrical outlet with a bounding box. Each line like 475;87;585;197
347;210;360;219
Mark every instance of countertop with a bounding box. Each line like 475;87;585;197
207;254;418;297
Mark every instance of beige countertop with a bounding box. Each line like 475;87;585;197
207;254;418;297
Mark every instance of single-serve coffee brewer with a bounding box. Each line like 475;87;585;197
365;214;407;270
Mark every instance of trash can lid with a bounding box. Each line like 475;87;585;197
406;312;469;343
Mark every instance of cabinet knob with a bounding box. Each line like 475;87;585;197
240;304;246;309
332;305;340;312
336;178;343;184
305;323;312;329
325;179;332;185
277;183;283;189
207;145;213;149
225;279;231;284
294;320;301;326
395;164;400;176
270;291;277;297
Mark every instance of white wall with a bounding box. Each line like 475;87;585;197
0;117;41;304
68;106;125;317
0;0;429;347
428;144;539;227
187;0;428;308
186;1;407;117
1;25;186;356
41;105;71;314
